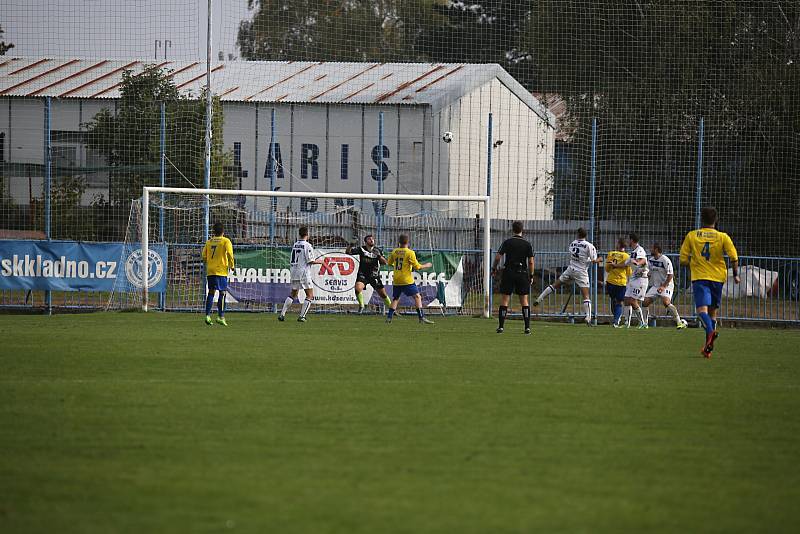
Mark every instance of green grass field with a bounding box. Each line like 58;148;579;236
1;313;799;533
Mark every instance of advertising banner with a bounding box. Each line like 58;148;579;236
0;240;168;292
227;248;465;307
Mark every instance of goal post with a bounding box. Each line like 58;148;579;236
139;186;492;318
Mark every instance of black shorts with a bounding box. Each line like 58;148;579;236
500;270;530;295
356;271;384;289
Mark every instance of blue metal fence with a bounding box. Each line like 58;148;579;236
530;252;800;325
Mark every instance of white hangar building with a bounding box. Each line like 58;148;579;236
0;57;556;220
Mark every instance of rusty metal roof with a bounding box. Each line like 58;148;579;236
0;57;555;124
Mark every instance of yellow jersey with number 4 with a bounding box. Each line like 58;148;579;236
202;236;235;276
680;228;737;283
387;247;422;286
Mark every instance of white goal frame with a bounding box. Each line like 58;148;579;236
140;187;493;317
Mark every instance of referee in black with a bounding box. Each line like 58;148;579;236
491;221;535;335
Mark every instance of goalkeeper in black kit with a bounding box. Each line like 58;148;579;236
492;221;535;335
346;235;393;313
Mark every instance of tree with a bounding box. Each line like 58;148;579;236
0;24;13;56
84;65;232;206
522;1;800;255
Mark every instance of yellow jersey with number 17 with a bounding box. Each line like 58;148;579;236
679;227;737;283
202;236;235;276
387;247;422;286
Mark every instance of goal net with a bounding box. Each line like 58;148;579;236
109;188;491;318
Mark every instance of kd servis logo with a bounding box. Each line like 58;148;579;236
125;248;165;289
313;252;356;293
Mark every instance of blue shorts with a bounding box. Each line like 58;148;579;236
692;280;723;309
392;283;419;300
606;282;626;302
207;275;228;292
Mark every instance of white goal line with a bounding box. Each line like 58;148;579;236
140;187;493;318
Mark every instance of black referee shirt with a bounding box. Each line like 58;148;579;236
498;236;534;272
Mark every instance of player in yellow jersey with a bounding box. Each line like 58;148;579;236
385;234;433;324
605;238;632;327
201;222;235;326
680;207;739;358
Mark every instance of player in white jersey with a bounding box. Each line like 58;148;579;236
279;226;323;322
533;227;602;326
643;243;687;329
623;233;649;328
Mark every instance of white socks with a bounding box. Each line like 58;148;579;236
624;305;632;325
641;306;649;325
583;299;591;321
281;296;293;316
666;303;681;324
633;306;645;325
537;285;554;301
300;299;312;318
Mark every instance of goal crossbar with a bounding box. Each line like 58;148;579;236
140;187;493;317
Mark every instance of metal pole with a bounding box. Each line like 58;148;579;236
486;112;493;316
159;102;166;310
377;111;384;245
142;188;150;312
590;117;597;323
44;97;52;315
269;108;276;245
203;0;213;240
695;116;704;229
146;187;489;203
483;198;492;319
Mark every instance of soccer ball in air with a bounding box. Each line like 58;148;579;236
442;131;453;143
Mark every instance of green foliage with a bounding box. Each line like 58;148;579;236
2;314;800;532
0;24;13;56
84;65;232;206
524;1;800;254
237;1;799;254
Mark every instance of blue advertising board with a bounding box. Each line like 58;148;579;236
0;240;168;292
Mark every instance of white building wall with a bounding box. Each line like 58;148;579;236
4;98;45;204
3;85;554;220
449;79;555;221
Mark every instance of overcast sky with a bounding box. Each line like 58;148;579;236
2;0;253;60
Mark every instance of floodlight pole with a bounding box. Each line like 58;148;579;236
44;96;52;315
159;102;166;310
203;0;213;241
486;113;493;317
377;111;384;246
269;107;276;245
590;117;598;324
695;116;704;229
142;188;150;312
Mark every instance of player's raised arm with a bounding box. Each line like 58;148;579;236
305;242;323;265
373;246;388;265
406;249;428;270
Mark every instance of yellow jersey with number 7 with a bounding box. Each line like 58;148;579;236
202;236;235;276
387;247;422;286
679;228;738;283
